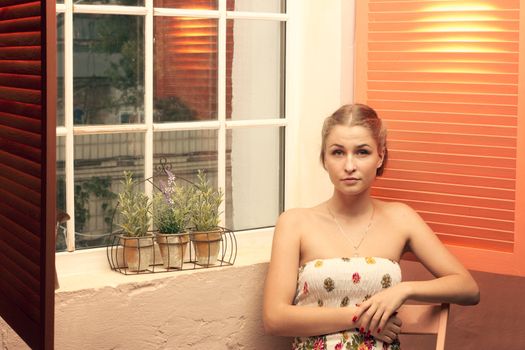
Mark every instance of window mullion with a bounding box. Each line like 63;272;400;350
217;0;227;226
144;0;154;198
64;0;75;252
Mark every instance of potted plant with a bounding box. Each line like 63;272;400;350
189;170;224;266
117;171;153;272
153;170;192;269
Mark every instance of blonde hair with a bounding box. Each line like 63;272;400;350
320;103;388;176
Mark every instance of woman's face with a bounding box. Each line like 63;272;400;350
323;125;383;196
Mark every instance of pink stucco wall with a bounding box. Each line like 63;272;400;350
1;261;523;349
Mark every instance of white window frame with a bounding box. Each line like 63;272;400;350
56;0;290;252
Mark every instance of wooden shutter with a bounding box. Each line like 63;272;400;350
0;0;56;348
355;0;525;276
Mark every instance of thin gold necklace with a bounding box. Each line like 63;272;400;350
327;204;375;257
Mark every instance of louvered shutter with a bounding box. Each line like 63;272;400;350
0;0;56;348
355;0;525;275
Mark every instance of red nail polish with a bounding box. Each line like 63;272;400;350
377;328;381;333
352;316;358;322
360;327;364;334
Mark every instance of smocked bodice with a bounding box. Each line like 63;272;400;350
292;257;402;350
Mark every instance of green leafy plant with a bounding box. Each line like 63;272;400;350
189;170;224;232
117;171;151;237
153;170;193;234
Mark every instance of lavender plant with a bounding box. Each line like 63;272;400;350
152;171;193;234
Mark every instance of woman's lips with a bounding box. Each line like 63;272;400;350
341;177;359;184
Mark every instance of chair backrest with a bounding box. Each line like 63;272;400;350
397;303;450;350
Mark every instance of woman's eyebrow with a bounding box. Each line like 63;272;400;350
328;143;345;148
356;143;372;148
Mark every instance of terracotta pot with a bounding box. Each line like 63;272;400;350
191;229;223;266
156;232;190;269
119;234;154;272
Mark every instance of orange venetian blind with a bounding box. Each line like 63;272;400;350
355;0;525;275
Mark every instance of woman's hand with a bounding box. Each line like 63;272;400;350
370;313;402;344
354;282;410;334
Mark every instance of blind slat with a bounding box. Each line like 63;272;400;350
421;211;514;232
0;124;41;148
0;72;40;89
383;168;515;190
0;149;40;177
374;196;514;221
390;149;516;168
389;131;516;149
0;32;40;47
369;99;517;116
0;86;40;104
368;71;518;84
0;16;40;34
369;51;519;63
0;2;40;21
0;111;41;133
379;110;517;126
371;187;514;211
386;159;516;179
386;120;516;137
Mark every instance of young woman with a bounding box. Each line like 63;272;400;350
263;104;479;349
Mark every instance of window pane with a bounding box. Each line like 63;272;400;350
154;17;218;121
56;137;66;251
73;14;144;125
153;130;218;185
74;133;144;249
226;127;284;230
228;19;284;120
75;0;144;5
57;14;64;126
227;0;284;13
153;0;217;10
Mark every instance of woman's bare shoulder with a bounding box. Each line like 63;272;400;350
277;204;326;227
278;206;317;222
375;199;416;216
374;199;423;233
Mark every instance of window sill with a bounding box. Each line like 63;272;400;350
55;228;274;292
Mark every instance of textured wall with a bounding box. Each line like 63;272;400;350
2;263;290;350
2;261;525;349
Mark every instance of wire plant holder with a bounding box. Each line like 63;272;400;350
106;158;237;275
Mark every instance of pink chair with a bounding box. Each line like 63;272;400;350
397;303;450;350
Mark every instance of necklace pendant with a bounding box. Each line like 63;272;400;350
353;251;360;257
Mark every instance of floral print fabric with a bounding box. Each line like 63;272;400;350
292;257;402;350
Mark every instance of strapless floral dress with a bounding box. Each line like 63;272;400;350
292;257;402;350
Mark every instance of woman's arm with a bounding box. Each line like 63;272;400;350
262;209;359;337
355;202;480;334
401;202;480;305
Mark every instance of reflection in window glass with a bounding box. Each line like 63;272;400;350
57;14;64;126
74;133;144;249
227;0;284;13
153;130;218;187
153;0;217;10
56;137;67;251
74;0;144;5
226;127;283;230
229;19;284;120
154;17;218;121
73;14;144;125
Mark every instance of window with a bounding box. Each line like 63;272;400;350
56;0;287;251
355;0;525;276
